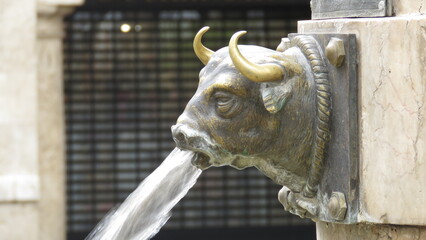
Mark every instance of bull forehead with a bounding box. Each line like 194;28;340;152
198;45;281;97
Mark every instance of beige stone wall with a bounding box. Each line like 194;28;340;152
299;16;426;225
0;0;40;239
0;0;39;201
37;13;67;240
317;222;426;240
0;204;40;239
0;0;83;239
392;0;426;16
299;15;426;226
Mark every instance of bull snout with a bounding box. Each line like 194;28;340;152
171;125;190;149
171;124;215;170
172;124;209;150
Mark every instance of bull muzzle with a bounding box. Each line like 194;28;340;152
171;124;215;170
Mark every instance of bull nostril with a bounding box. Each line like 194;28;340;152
174;132;187;144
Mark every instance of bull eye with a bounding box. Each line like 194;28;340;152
213;91;241;118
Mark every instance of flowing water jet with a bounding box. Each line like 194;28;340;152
86;148;202;240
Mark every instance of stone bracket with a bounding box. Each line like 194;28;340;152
278;33;358;224
0;174;40;202
311;0;392;19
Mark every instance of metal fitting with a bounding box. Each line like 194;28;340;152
325;38;345;67
327;192;347;221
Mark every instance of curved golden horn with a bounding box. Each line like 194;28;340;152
229;31;284;82
193;26;214;65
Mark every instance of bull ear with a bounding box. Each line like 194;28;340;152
260;81;292;114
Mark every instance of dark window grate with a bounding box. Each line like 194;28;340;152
64;6;313;237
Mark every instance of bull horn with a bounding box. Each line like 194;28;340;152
229;31;284;83
193;26;214;65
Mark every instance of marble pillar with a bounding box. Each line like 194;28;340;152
0;0;83;239
37;1;83;239
0;0;39;238
316;222;426;240
298;0;426;239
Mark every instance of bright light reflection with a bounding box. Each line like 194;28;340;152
120;23;131;33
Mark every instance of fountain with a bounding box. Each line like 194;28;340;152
172;27;336;220
87;26;359;239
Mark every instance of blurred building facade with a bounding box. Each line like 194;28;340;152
64;1;315;239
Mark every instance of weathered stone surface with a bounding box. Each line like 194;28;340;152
37;2;84;240
299;16;426;225
0;0;38;201
0;0;83;239
0;174;39;201
312;0;426;18
317;222;426;240
311;0;388;19
393;0;426;16
0;1;40;239
0;204;39;239
37;33;67;240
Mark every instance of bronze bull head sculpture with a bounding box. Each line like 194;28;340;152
172;27;332;219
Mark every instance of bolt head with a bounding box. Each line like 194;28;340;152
327;192;347;221
325;38;345;67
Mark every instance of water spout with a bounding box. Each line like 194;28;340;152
86;148;202;240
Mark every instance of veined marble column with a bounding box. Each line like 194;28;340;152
299;0;426;239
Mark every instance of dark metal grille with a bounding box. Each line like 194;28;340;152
64;5;313;238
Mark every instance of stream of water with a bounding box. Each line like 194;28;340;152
86;148;201;240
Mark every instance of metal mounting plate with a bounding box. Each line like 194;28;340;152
287;33;358;223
